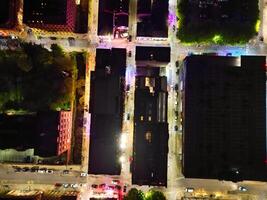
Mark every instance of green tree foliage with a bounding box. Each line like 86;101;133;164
124;188;145;200
145;190;166;200
124;188;166;200
177;0;259;44
51;43;64;57
0;43;77;113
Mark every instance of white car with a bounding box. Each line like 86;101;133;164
238;186;247;192
37;169;45;173
80;172;87;177
185;188;194;193
71;183;79;188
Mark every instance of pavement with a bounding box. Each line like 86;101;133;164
1;0;267;199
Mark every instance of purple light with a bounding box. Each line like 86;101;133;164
168;12;176;26
126;65;135;86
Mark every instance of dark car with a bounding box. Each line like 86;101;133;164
123;185;127;193
99;183;106;188
22;167;30;172
115;185;121;191
30;166;39;172
128;51;132;57
14;167;22;172
128;35;132;42
174;84;178;91
55;183;62;187
63;170;69;174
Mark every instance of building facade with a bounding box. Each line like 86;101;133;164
57;111;73;162
23;0;77;32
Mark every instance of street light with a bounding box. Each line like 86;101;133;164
120;133;127;149
119;155;125;163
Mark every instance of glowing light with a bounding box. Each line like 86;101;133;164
119;155;125;163
255;20;260;33
125;65;135;86
120;133;127;149
106;189;114;196
212;34;223;44
168;12;176;26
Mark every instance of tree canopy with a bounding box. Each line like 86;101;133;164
124;188;166;200
177;0;259;44
0;43;76;113
124;188;145;200
145;190;166;200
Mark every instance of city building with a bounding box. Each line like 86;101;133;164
57;111;73;162
98;0;129;37
180;55;267;181
23;0;77;32
89;48;126;175
135;46;171;67
132;75;169;186
0;0;18;29
137;0;168;37
0;111;72;163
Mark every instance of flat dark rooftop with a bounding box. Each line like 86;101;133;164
0;112;59;157
135;46;171;63
0;0;17;28
182;55;267;182
0;0;10;25
23;0;67;24
98;0;129;35
132;76;169;186
137;0;168;37
89;48;126;175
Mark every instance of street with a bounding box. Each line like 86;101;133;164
0;0;267;199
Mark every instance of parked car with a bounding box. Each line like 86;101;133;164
46;169;54;174
55;183;62;187
123;185;127;193
185;187;194;193
38;168;47;173
31;166;39;172
14;167;22;172
128;35;132;42
63;170;69;174
238;186;247;192
128;51;132;57
112;180;120;184
22;167;30;172
80;172;87;177
71;183;79;188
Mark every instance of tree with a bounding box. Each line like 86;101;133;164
124;188;145;200
51;44;64;57
0;42;77;112
145;190;166;200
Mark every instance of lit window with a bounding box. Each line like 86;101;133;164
145;132;152;143
140;116;144;121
